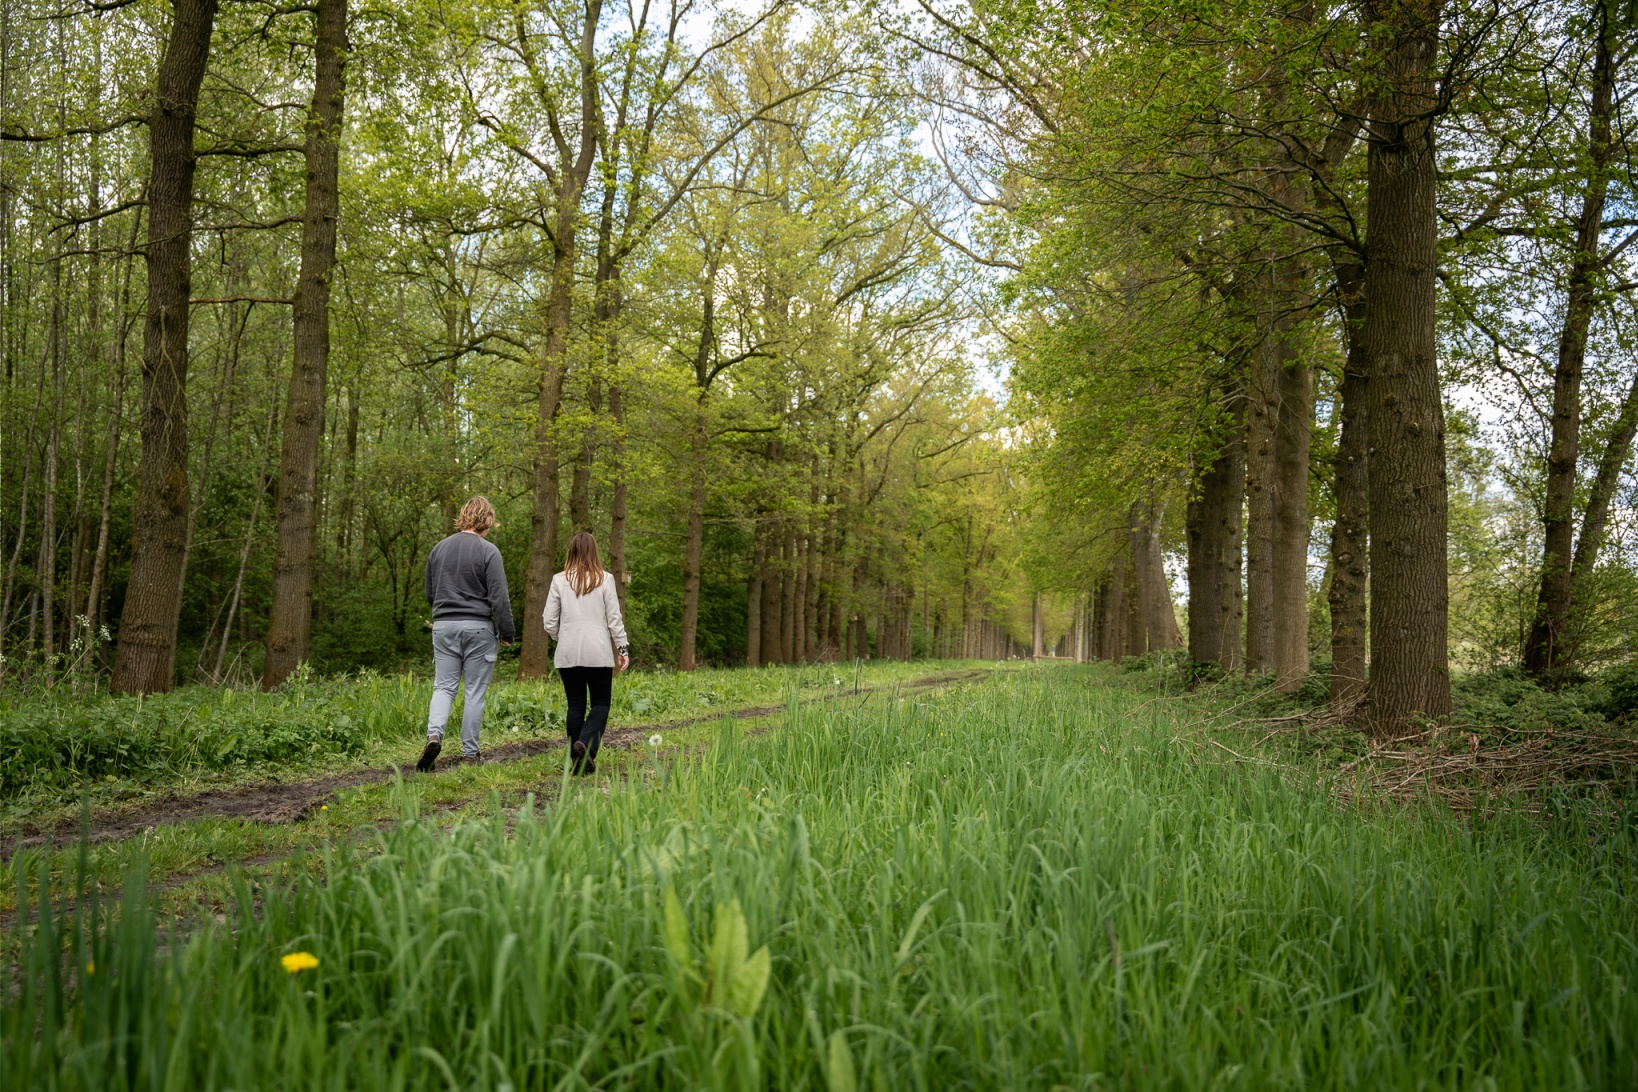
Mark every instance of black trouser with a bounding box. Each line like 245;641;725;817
559;665;614;760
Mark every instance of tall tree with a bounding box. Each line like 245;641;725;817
1361;0;1451;730
264;0;349;689
1521;0;1619;675
111;0;219;695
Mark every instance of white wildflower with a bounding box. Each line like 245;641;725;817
649;733;663;747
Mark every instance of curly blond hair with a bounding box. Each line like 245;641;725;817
454;495;497;534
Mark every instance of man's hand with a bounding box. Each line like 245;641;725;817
501;640;514;648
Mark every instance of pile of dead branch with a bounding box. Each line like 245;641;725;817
1333;723;1638;813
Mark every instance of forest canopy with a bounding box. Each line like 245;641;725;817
1;0;1635;735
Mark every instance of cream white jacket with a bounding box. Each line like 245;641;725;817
542;571;629;668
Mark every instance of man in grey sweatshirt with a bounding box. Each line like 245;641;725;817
417;496;516;771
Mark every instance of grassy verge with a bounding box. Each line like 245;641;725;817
0;659;971;825
2;663;993;916
7;665;1635;1089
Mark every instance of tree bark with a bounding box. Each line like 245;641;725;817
1362;0;1450;732
1522;3;1616;675
1272;346;1312;690
760;522;783;664
780;522;797;662
1329;266;1369;708
1187;384;1244;669
111;0;219;695
1132;500;1182;650
1124;555;1145;656
1243;330;1278;671
1187;451;1226;666
264;0;347;689
746;535;763;667
333;385;358;580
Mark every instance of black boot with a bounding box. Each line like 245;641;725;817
571;740;587;774
416;740;442;773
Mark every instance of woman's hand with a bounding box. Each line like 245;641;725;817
617;653;630;674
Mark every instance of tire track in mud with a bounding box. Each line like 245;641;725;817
5;669;991;858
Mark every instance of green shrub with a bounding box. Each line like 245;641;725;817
1452;667;1608;735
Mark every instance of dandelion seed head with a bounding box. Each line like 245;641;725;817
648;733;663;747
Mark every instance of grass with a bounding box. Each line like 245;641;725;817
5;665;1637;1089
0;658;952;821
0;660;980;916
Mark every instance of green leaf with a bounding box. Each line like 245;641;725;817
663;885;694;976
710;897;749;997
826;1030;857;1092
727;945;770;1018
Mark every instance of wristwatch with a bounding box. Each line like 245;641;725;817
618;645;630;658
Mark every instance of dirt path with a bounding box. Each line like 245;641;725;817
5;669;990;857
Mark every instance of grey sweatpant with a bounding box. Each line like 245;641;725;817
427;619;499;758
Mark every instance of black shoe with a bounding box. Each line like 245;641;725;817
571;740;586;773
582;757;596;776
416;740;442;773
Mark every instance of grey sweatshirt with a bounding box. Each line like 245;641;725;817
424;532;516;642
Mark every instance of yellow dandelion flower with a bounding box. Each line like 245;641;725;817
85;960;94;975
281;951;319;974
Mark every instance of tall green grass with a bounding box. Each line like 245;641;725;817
6;668;1635;1089
0;660;946;810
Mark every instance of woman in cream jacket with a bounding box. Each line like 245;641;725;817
543;532;630;774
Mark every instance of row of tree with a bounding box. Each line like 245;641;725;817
914;0;1638;732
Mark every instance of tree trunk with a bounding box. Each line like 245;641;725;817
1243;332;1278;671
608;382;628;614
1187;451;1225;666
1132;500;1181;651
804;513;821;659
1216;408;1245;671
569;377;599;533
40;227;64;672
1123;552;1145;656
1565;366;1638;649
111;0;219;695
1362;0;1450;732
1032;592;1044;658
1523;4;1616;675
1272;349;1312;689
333;386;358;579
746;535;763;667
760;523;783;665
87;208;142;648
264;0;347;689
780;523;797;662
678;420;707;672
1187;388;1244;669
1329;267;1369;708
1100;563;1127;660
518;0;602;679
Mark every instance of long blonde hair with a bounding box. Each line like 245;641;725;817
563;532;606;596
